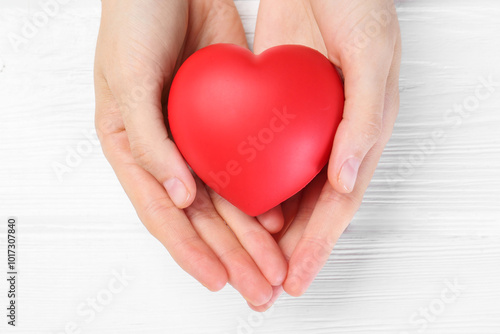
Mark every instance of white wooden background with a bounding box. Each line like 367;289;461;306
1;0;500;333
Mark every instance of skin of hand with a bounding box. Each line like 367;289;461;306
93;0;288;307
248;0;402;311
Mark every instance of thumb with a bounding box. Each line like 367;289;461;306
105;68;196;208
328;60;390;193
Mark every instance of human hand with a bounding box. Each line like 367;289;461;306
249;0;402;311
94;0;287;306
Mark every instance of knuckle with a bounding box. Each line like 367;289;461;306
130;140;156;171
317;188;342;206
94;96;125;141
217;244;242;263
172;234;197;253
241;228;268;244
171;235;207;266
318;187;361;211
143;197;175;222
224;251;257;279
95;113;124;139
362;114;383;145
186;206;221;223
300;235;332;261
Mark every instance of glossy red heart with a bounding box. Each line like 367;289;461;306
168;44;344;216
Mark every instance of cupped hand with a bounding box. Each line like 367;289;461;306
249;0;402;311
94;0;286;306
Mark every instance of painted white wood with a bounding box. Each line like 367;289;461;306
1;0;499;333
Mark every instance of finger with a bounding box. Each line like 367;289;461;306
283;144;388;296
184;177;274;306
326;56;391;194
273;192;302;242
256;205;285;234
119;159;225;291
209;189;288;287
310;1;399;194
284;182;351;297
278;169;327;259
247;285;284;312
95;82;227;292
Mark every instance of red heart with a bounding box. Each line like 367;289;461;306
168;44;344;216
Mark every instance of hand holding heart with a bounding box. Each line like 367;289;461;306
245;0;402;311
94;0;287;307
94;0;401;311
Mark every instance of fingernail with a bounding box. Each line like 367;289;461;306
164;177;190;208
338;157;361;192
256;289;273;306
248;287;273;307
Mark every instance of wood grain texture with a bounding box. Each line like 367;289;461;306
0;0;499;333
